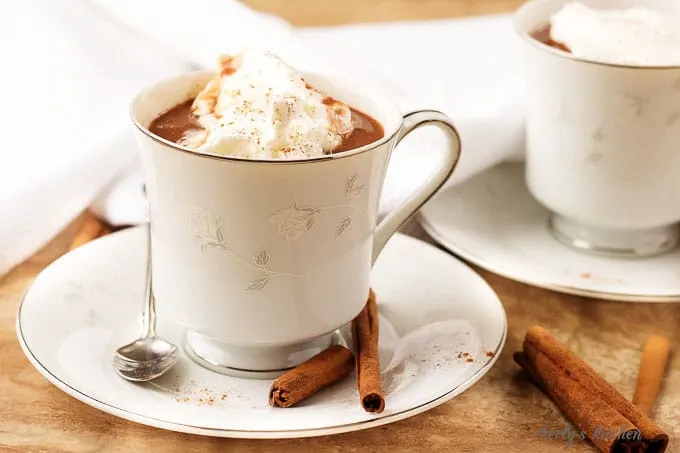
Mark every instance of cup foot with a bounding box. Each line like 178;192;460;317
548;214;679;258
183;330;347;379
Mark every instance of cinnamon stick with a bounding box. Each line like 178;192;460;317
69;211;106;250
515;326;668;453
517;346;640;453
269;345;354;408
351;289;385;413
632;335;671;416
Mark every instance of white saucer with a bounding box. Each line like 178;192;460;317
420;162;680;303
17;227;506;439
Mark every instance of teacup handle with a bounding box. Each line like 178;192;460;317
372;109;462;264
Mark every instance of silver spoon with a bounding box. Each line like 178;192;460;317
113;221;178;381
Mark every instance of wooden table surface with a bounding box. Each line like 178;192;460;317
2;1;680;452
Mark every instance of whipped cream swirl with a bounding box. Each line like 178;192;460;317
182;50;354;159
550;2;680;66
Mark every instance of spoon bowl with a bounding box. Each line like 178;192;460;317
114;338;178;382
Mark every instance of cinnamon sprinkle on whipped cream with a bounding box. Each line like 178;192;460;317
181;50;354;159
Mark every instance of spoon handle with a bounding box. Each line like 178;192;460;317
142;221;157;338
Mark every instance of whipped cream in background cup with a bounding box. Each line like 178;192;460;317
131;70;461;378
515;0;680;257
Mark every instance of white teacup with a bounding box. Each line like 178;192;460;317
515;0;680;257
131;71;461;378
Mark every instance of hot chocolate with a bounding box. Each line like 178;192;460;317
531;2;680;66
531;26;570;53
131;52;462;376
150;97;384;156
149;50;384;159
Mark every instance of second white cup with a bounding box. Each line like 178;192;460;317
515;0;680;257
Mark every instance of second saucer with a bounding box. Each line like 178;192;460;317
420;163;680;302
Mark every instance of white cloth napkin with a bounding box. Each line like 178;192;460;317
298;17;526;212
1;0;525;277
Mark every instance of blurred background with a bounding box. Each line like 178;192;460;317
244;0;524;25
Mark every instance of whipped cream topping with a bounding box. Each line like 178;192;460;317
550;2;680;66
182;50;354;159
